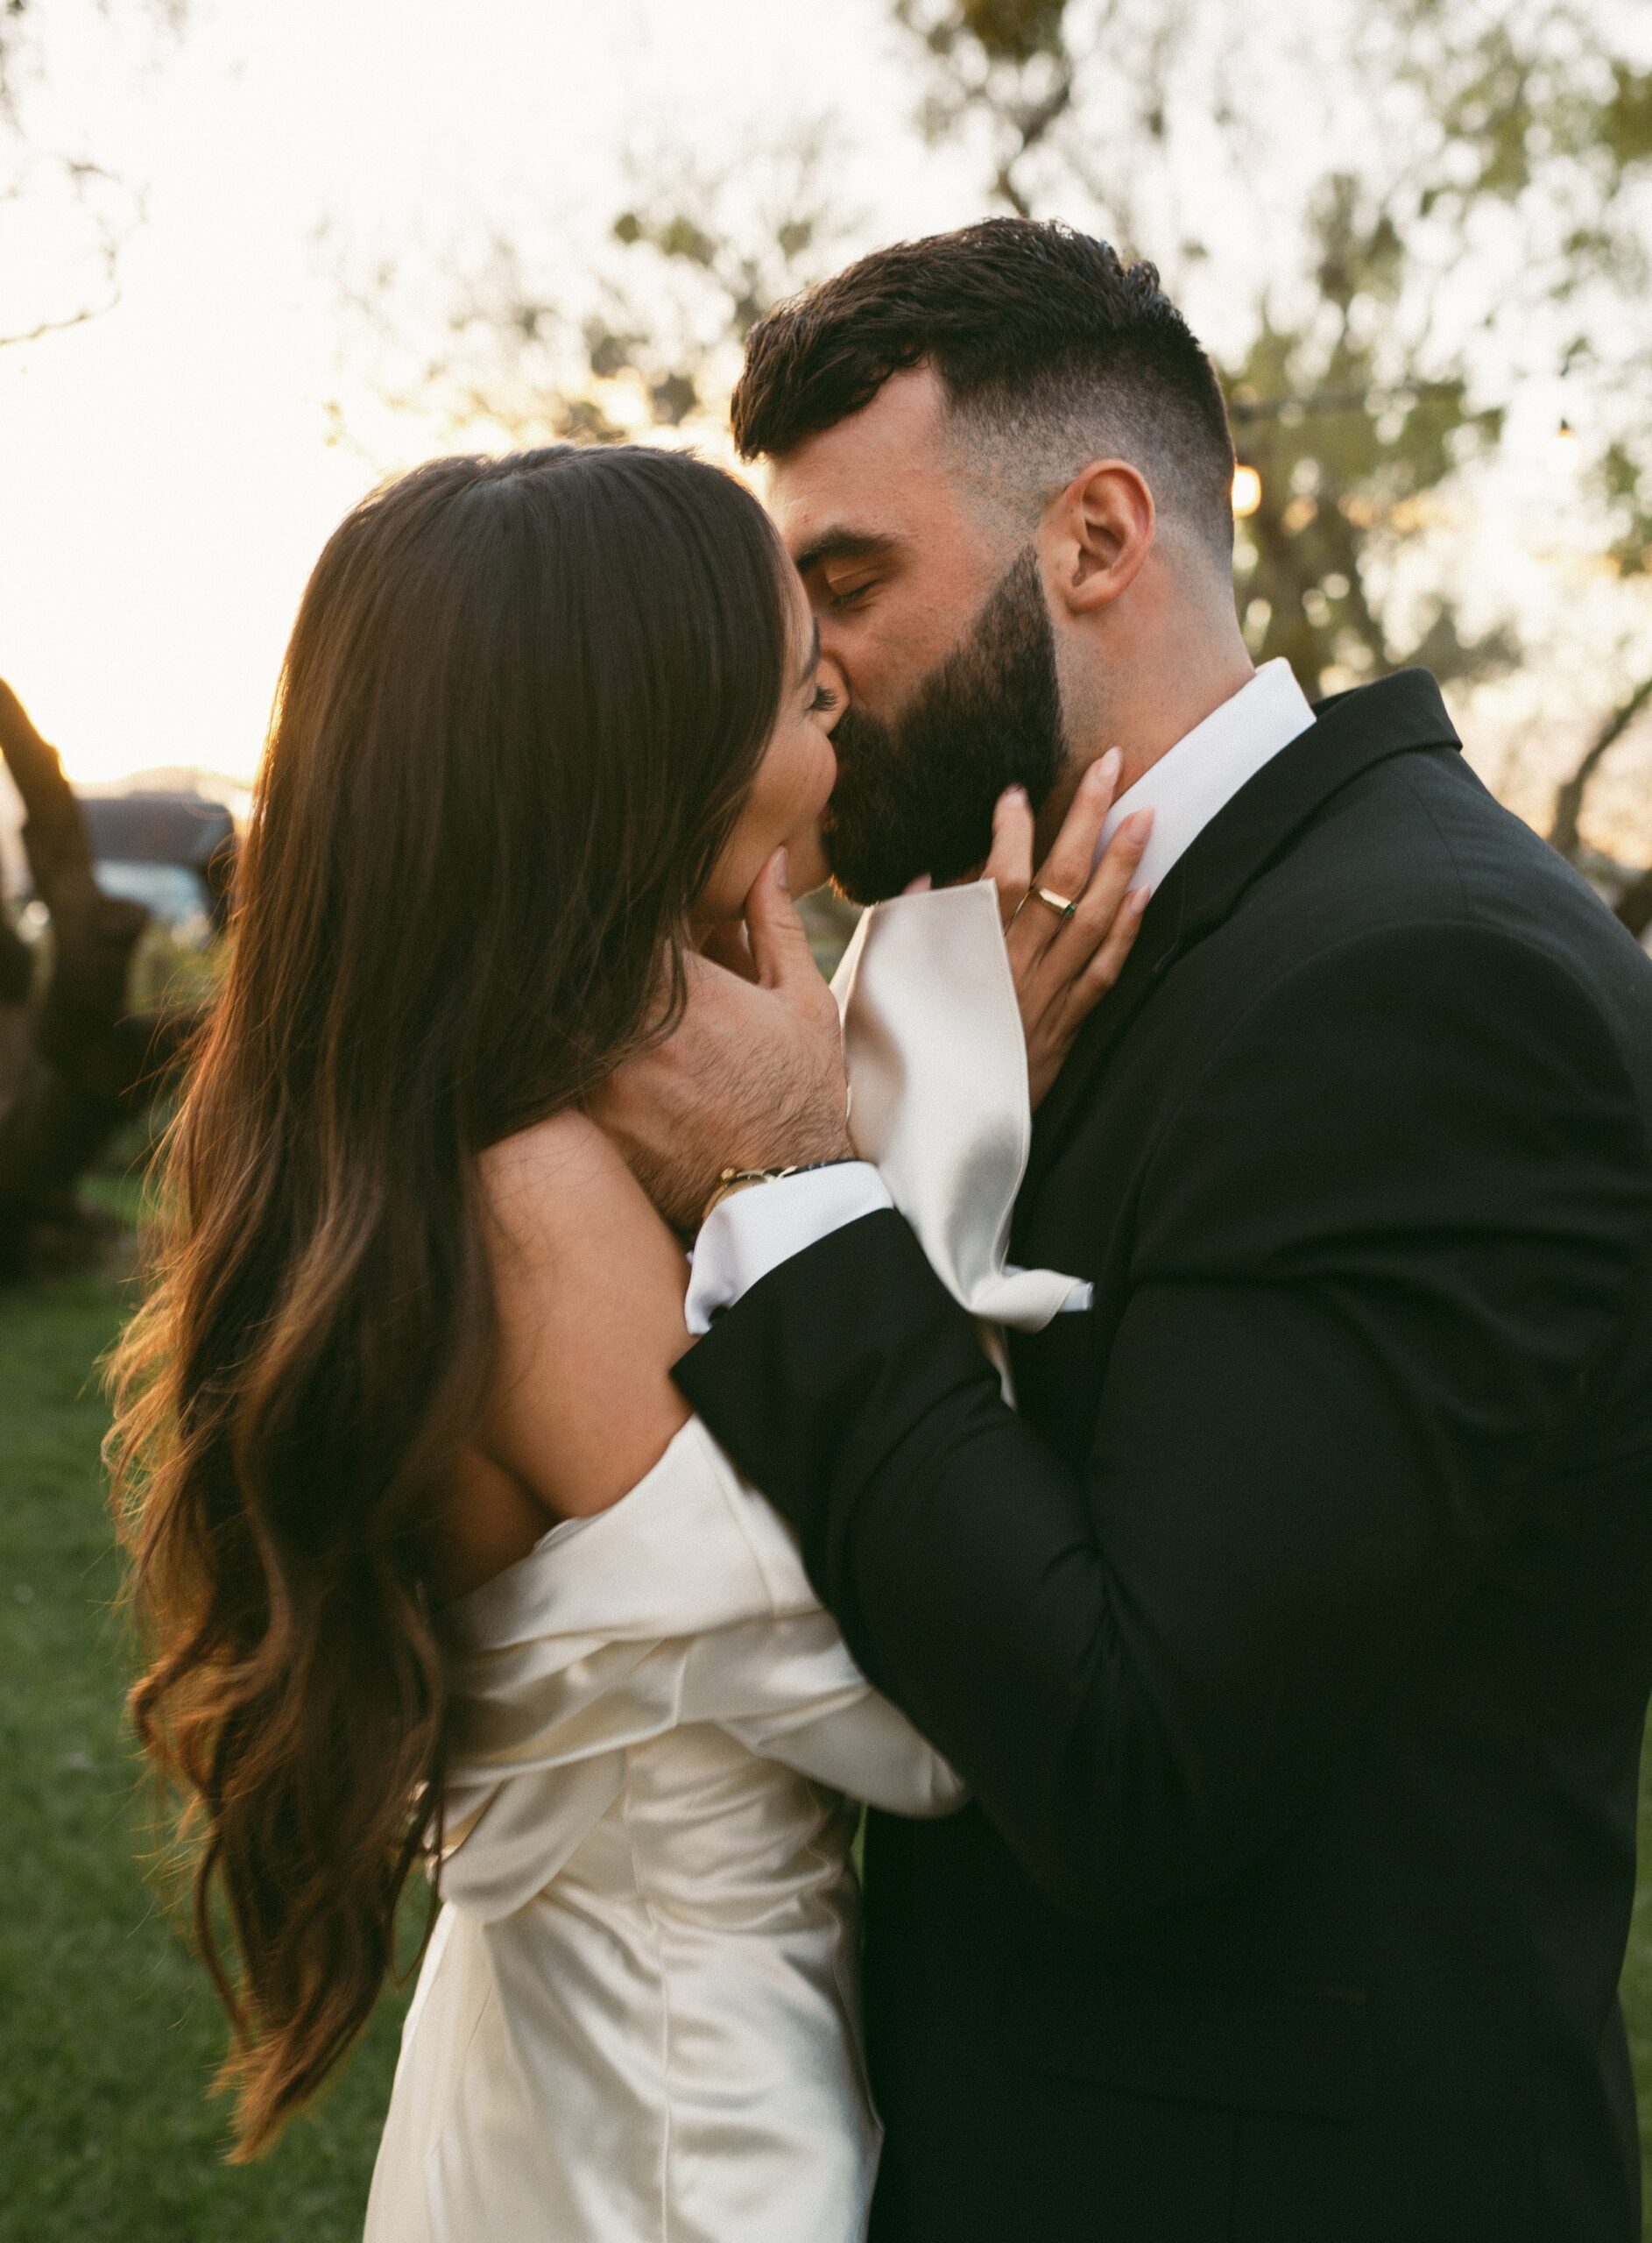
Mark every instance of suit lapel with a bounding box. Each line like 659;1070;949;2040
1020;669;1463;1207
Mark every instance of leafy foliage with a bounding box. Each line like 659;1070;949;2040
1226;230;1511;689
361;0;1652;874
896;0;1077;211
338;131;853;459
898;0;1651;702
896;0;1652;870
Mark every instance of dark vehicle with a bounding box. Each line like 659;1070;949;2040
75;791;237;934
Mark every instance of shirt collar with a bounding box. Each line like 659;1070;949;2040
1098;658;1316;895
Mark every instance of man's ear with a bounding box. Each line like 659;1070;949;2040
1040;460;1155;619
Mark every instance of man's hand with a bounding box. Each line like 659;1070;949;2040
589;850;852;1233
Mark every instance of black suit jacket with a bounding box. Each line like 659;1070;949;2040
675;671;1652;2241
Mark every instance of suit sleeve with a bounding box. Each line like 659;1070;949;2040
673;922;1652;1924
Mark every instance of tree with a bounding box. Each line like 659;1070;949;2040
1547;428;1652;929
1;0;199;1274
328;130;853;462
0;684;209;1276
0;0;186;348
1548;676;1652;866
895;0;1652;919
359;0;1652;929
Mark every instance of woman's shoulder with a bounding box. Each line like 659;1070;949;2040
478;1108;689;1323
469;1108;692;1535
450;1417;815;1648
479;1107;633;1235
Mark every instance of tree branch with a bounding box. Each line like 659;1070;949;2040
1614;867;1652;940
1548;671;1652;863
0;159;134;350
0;280;123;351
0;676;149;1094
0;906;31;1006
0;678;184;1270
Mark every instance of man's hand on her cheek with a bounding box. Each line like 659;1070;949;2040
589;852;852;1235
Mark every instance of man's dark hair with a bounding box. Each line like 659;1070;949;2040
732;217;1237;556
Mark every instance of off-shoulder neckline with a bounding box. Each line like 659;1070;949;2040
447;1415;714;1628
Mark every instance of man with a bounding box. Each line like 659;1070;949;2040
601;221;1652;2239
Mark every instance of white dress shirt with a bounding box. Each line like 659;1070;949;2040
685;657;1315;1335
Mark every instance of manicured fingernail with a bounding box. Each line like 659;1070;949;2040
905;872;933;894
1126;885;1152;915
1001;785;1029;808
774;848;790;891
1095;746;1122;789
1123;809;1154;845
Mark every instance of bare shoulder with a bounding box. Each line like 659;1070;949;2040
472;1108;691;1523
481;1109;686;1293
481;1107;638;1238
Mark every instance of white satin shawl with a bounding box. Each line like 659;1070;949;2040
834;876;1091;1327
436;1417;963;1924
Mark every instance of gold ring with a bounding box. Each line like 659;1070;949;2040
1033;885;1078;923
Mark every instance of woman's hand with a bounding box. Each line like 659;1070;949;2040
984;751;1154;1109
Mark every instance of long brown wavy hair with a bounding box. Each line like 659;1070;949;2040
106;444;793;2156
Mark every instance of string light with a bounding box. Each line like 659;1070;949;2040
1232;463;1263;517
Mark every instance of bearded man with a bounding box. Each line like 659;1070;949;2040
601;219;1652;2243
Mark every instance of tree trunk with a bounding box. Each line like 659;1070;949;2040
0;679;199;1276
1549;673;1652;864
1614;867;1652;944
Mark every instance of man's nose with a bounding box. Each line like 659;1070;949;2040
817;651;849;732
815;609;855;679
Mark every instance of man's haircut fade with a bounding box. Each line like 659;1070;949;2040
732;217;1238;556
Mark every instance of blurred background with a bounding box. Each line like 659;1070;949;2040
3;1;1651;2233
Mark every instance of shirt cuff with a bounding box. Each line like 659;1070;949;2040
685;1163;893;1336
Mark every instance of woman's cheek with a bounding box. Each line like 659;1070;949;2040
698;725;837;922
779;734;837;892
759;728;833;847
784;824;830;896
697;800;789;925
790;726;837;829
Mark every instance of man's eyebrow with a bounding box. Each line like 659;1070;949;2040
789;527;900;578
794;616;821;687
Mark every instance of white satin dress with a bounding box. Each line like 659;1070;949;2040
364;883;1087;2243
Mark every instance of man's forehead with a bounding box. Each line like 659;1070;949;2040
766;365;953;555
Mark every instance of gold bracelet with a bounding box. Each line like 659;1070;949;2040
699;1159;853;1228
700;1166;805;1226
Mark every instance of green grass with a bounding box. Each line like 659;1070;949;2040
4;1266;1652;2237
0;1270;411;2242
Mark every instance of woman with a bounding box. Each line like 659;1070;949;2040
108;445;1149;2239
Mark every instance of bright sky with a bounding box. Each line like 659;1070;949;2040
1;0;1647;843
0;0;957;787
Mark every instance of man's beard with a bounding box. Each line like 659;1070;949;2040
821;546;1067;905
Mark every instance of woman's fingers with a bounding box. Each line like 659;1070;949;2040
996;752;1155;1107
1037;746;1124;902
1004;748;1123;966
1018;803;1154;1086
1042;803;1154;974
1021;875;1152;1107
984;786;1035;929
1066;881;1152;1015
